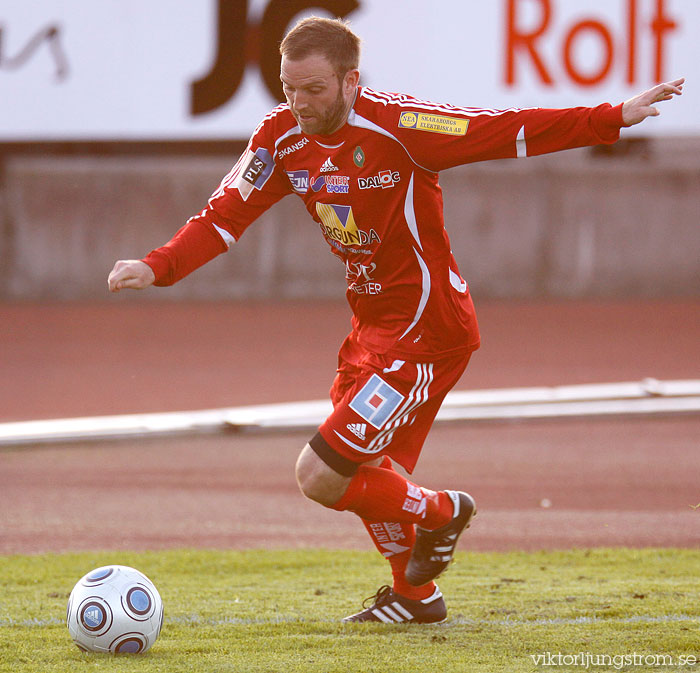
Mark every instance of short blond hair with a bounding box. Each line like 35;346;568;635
280;16;361;79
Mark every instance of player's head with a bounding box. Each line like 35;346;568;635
280;16;361;135
280;16;361;81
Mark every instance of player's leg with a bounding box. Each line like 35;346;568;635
357;457;418;598
296;432;476;582
295;449;429;596
295;348;476;621
355;456;447;610
295;445;450;623
295;451;429;596
295;440;457;531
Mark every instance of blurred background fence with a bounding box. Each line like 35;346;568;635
0;139;698;301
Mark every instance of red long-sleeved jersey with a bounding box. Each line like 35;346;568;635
143;87;624;359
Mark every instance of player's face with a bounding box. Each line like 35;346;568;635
280;53;358;136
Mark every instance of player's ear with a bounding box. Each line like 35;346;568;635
343;68;360;94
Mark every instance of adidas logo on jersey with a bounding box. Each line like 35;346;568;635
320;157;339;172
346;423;367;440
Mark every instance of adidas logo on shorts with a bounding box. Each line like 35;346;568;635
346;422;367;440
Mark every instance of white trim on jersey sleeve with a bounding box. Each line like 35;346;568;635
211;223;237;248
516;124;527;158
360;87;532;118
449;268;468;293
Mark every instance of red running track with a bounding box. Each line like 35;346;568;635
0;299;698;553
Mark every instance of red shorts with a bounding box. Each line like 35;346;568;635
317;333;472;474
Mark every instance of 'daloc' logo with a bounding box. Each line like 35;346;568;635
358;170;400;190
316;203;380;248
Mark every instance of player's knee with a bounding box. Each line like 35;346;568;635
295;443;351;507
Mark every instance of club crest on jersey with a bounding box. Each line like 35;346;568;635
316;203;381;248
234;147;273;200
398;111;469;136
353;146;365;167
349;374;405;429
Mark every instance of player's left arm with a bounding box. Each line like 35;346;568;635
398;78;685;171
620;77;684;126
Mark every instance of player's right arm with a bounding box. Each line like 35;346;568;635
107;259;155;292
108;107;294;291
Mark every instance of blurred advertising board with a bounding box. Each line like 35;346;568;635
0;0;695;140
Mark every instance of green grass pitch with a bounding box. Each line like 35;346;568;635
0;548;697;672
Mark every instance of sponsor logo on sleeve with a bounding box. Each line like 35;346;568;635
398;112;418;128
234;147;273;200
398;111;469;136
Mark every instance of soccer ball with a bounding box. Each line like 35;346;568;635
66;565;164;654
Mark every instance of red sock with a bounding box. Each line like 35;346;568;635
361;517;437;600
332;462;454;530
356;458;437;600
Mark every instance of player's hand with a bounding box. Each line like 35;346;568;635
621;77;684;126
107;260;155;292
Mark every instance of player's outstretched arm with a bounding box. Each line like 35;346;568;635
621;78;684;127
108;259;156;292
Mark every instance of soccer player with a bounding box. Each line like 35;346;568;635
108;17;683;623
